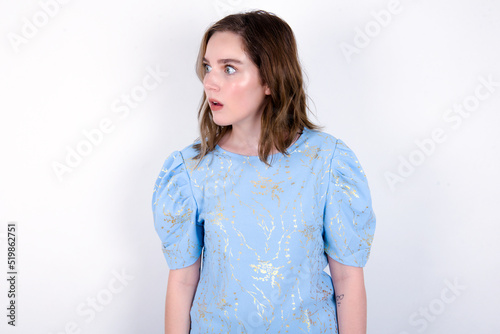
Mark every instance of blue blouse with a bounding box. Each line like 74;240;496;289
152;127;376;333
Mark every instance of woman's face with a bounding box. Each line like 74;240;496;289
203;31;270;130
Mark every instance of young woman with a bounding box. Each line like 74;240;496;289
152;10;376;334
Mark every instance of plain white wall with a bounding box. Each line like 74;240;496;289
1;0;499;333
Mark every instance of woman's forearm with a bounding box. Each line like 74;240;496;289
165;279;198;333
164;257;201;333
334;274;367;334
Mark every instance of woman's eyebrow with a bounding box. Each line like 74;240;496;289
203;57;243;64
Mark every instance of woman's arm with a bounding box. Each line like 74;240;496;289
328;255;367;334
165;255;202;334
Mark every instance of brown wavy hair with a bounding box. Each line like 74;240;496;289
192;9;324;167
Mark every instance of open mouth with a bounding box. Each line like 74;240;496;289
209;98;224;107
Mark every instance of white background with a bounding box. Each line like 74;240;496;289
1;0;499;333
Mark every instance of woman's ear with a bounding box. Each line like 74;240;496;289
264;85;271;95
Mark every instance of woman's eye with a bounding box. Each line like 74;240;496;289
203;63;235;74
225;65;236;75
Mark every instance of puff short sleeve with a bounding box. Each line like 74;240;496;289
323;139;376;267
151;150;204;270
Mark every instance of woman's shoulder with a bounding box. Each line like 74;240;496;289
306;127;337;143
178;140;201;158
175;138;210;174
304;128;370;173
303;127;340;157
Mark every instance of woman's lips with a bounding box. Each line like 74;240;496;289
209;98;224;111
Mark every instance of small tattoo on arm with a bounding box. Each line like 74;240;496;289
336;294;344;307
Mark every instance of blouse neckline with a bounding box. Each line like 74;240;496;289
215;127;310;159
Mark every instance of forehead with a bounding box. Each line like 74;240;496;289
204;31;247;60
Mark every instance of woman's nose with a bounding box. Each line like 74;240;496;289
203;73;220;91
